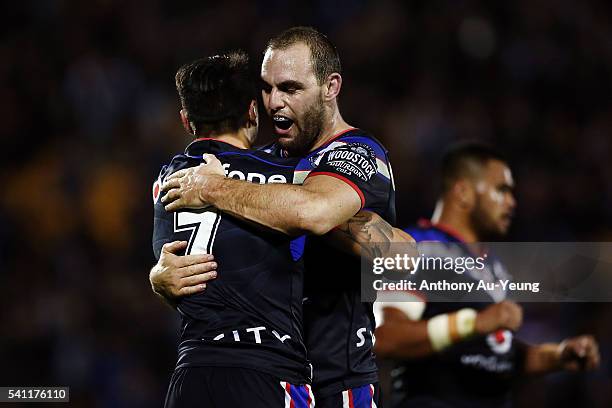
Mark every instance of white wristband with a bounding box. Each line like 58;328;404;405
456;308;477;338
427;314;451;351
427;308;477;352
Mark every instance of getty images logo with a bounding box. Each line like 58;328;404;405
223;163;287;184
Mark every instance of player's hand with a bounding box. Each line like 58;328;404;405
150;241;218;298
474;300;523;334
161;154;225;211
558;335;600;371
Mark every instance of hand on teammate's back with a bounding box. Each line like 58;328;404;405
150;241;218;299
475;300;523;334
161;153;225;211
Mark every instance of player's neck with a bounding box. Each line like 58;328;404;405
309;110;352;152
432;200;479;243
196;129;251;149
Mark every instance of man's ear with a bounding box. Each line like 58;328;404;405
323;73;342;101
179;109;194;134
453;179;476;209
248;100;258;126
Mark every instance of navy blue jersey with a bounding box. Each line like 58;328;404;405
152;138;311;384
267;128;396;397
390;219;524;408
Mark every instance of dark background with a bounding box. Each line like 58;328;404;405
1;0;611;406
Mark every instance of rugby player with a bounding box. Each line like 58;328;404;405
160;27;395;407
153;51;315;408
373;142;600;408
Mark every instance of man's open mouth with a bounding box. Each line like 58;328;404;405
272;115;294;132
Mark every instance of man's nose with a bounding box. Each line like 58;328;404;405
268;88;284;112
507;193;516;210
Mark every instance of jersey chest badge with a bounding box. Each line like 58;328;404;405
486;329;513;354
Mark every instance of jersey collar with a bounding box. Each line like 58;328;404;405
417;218;468;243
185;137;246;156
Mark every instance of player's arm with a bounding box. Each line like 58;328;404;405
149;241;219;308
325;211;418;259
375;300;523;359
161;154;361;236
521;336;600;374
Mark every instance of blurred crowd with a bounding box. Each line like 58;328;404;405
1;0;611;406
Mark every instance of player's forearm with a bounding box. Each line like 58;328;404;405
523;343;562;374
153;290;179;310
376;307;479;359
329;211;416;259
200;175;337;236
149;266;179;310
375;320;435;358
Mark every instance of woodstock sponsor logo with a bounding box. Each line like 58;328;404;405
327;149;376;178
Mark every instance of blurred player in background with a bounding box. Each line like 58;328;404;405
160;27;395;407
373;142;600;408
152;51;316;408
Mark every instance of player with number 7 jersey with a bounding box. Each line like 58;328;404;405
152;137;314;388
152;52;315;408
153;137;319;407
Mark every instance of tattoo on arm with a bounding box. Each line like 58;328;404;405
334;212;396;259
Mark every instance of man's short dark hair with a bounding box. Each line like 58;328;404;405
267;26;341;85
175;50;255;135
441;142;507;193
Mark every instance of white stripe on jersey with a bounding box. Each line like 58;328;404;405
293;170;310;184
370;384;378;408
388;161;396;191
376;157;391;180
280;381;291;408
342;390;350;408
314;141;347;166
306;384;315;408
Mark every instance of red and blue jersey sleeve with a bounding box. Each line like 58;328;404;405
304;130;396;222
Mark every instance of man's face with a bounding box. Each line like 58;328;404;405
261;43;326;156
470;160;516;239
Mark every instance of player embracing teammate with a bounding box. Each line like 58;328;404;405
153;27;402;407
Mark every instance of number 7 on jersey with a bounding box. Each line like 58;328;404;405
174;210;221;255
